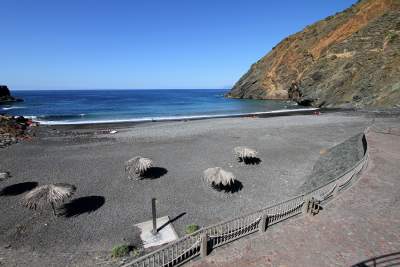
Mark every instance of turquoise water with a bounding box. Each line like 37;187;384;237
2;89;300;124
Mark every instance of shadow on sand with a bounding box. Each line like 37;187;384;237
59;196;105;217
212;180;243;193
0;182;38;196
157;212;186;232
141;167;168;179
239;157;262;165
362;134;368;155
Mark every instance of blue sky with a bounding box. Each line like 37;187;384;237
1;0;356;90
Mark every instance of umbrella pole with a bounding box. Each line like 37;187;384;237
151;198;157;235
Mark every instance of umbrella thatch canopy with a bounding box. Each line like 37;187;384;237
234;146;258;160
0;171;10;182
203;167;235;187
125;156;153;179
22;183;76;216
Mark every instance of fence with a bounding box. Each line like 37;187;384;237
123;132;369;267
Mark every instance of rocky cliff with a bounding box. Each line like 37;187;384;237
227;0;400;108
0;85;21;104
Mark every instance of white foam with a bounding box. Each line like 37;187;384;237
1;106;26;110
23;116;38;120
34;108;319;125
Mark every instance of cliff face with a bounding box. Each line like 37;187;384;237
0;86;12;99
0;85;21;104
228;0;400;108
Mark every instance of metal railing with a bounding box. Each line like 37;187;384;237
123;131;369;267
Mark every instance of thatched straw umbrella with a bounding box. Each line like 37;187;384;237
22;183;76;216
234;146;258;161
125;156;153;179
203;167;235;187
0;171;10;182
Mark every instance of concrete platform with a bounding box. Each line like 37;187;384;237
135;216;179;248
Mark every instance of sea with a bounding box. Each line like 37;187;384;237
1;89;303;125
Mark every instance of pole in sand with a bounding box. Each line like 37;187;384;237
151;198;157;235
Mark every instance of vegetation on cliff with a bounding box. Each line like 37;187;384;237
228;0;400;108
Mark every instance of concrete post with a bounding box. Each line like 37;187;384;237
151;198;157;235
259;214;268;233
200;232;208;258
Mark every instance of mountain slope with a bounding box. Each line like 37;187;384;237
227;0;400;108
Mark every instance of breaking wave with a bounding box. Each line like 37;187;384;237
33;108;318;125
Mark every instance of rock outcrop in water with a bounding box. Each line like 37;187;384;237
227;0;400;109
0;85;22;104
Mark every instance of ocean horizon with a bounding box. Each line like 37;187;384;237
2;89;301;125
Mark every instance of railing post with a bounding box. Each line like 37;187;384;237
259;214;268;233
311;200;316;214
200;232;208;258
302;197;321;216
302;197;310;214
310;198;321;215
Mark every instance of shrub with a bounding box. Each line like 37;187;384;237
131;248;140;257
185;224;199;235
387;32;398;43
111;245;130;258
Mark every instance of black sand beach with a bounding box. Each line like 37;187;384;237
1;111;398;266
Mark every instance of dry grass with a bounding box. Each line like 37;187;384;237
203;167;235;187
22;183;76;215
234;146;258;159
125;156;153;179
0;171;11;182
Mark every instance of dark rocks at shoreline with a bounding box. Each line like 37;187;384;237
0;115;36;148
228;0;400;109
0;133;17;148
0;85;23;104
0;85;31;146
0;85;11;99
